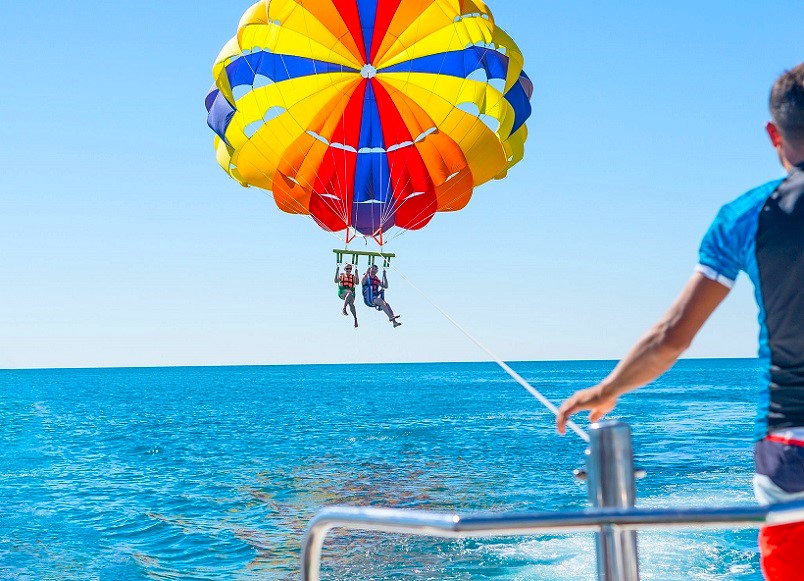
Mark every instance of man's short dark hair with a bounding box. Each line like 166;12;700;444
770;64;804;144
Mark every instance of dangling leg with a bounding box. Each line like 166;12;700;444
339;289;348;316
345;291;358;327
375;298;401;327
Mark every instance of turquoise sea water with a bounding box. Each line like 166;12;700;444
1;359;763;580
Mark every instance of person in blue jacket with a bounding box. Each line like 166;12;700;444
556;63;804;580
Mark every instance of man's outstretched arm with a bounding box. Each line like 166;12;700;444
556;272;731;434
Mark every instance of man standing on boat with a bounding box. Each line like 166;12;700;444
556;64;804;580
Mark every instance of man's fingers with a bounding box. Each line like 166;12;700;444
557;387;617;435
589;400;615;423
556;410;567;434
556;389;601;434
556;399;580;435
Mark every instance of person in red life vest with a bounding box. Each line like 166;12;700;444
556;63;804;580
335;263;359;328
362;265;401;328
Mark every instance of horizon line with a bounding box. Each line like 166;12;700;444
0;356;759;372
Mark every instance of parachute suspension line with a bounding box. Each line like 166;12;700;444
339;88;351;229
382;136;412;228
261;34;499;247
254;183;358;262
374;27;458;237
386;262;590;444
381;24;517;247
382;111;496;245
378;22;461;237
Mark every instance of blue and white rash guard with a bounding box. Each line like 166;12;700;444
697;163;804;440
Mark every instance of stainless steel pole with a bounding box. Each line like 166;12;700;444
586;421;640;580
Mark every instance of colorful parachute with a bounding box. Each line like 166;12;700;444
206;0;532;243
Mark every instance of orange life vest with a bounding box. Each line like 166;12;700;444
339;273;356;289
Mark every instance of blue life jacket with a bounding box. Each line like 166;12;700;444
362;275;384;309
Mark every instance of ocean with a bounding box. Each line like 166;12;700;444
0;359;763;580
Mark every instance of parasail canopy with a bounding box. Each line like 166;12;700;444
206;0;533;243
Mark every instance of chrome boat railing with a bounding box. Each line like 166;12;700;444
301;422;804;580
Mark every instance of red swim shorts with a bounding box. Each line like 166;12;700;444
759;521;804;580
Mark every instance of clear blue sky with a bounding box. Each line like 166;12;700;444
1;1;802;369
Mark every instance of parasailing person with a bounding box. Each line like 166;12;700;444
335;263;359;328
362;265;401;328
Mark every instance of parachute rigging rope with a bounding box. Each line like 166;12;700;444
386;261;590;444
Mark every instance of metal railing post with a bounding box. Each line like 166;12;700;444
586;421;640;581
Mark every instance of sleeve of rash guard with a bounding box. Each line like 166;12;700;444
696;205;742;289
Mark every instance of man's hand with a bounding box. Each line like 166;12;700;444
555;273;730;436
556;385;618;435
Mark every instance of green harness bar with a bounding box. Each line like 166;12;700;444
333;249;395;268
